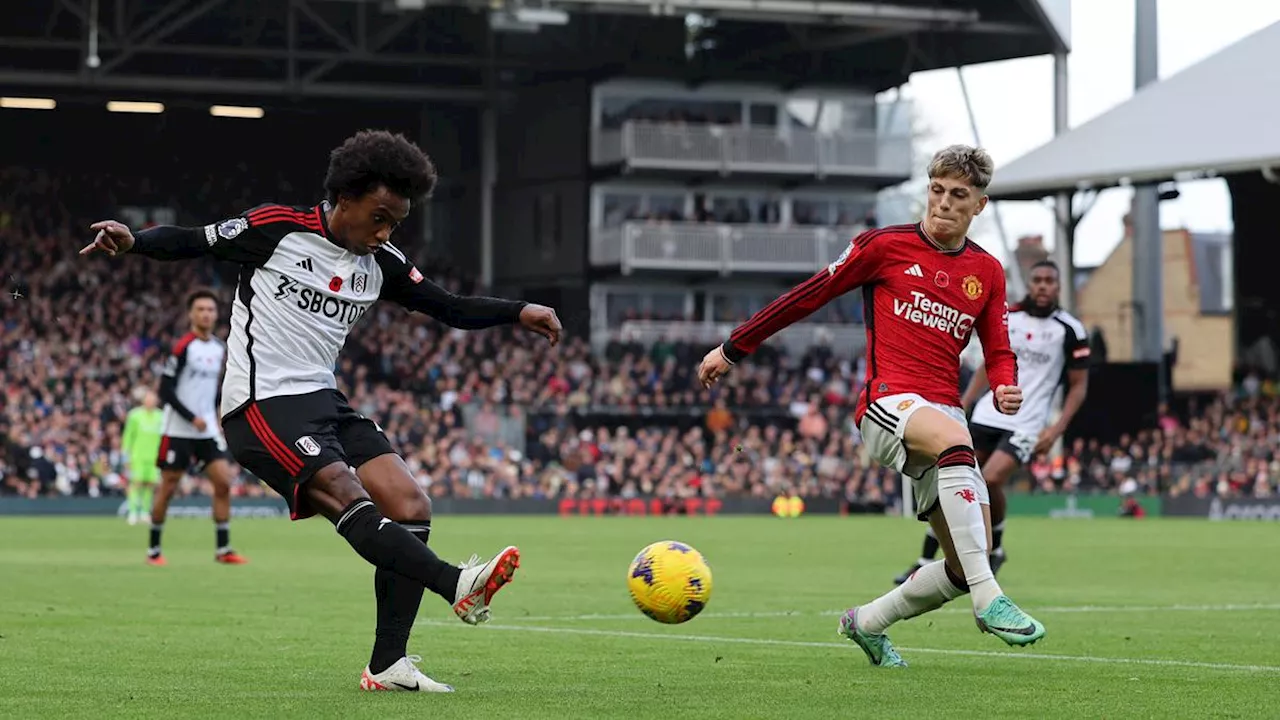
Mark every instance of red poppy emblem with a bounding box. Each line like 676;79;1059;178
329;276;343;292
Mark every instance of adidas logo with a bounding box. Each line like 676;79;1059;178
295;258;314;272
904;263;924;277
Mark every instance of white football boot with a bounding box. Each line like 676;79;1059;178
452;546;521;625
359;655;454;693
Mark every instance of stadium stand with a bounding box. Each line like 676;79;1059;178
2;180;1275;505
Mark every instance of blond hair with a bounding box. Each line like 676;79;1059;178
927;144;995;191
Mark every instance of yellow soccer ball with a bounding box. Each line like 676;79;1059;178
626;540;713;624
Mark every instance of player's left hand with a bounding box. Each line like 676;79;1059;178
994;384;1022;415
1034;427;1060;455
519;304;562;346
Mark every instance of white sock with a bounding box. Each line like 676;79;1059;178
936;447;1002;613
858;560;967;634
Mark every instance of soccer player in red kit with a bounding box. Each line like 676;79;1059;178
698;145;1046;667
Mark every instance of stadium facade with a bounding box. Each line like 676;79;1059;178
2;0;1069;347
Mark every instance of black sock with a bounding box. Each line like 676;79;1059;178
335;500;460;601
991;521;1005;556
149;523;163;556
920;527;940;561
215;522;230;551
370;522;431;675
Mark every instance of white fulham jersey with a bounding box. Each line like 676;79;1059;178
167;202;526;418
970;304;1090;436
160;333;225;439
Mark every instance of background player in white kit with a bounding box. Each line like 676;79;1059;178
894;259;1089;584
147;289;249;566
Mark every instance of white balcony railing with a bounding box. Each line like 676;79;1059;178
593;121;913;178
590;221;866;275
595;320;867;359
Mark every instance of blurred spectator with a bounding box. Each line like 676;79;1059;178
1;177;1277;505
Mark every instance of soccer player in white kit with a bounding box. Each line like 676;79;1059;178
894;259;1090;584
147;289;248;566
81;130;563;693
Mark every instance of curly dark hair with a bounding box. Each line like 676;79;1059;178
323;130;438;204
186;288;218;310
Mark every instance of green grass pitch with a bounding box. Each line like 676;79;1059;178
2;514;1277;719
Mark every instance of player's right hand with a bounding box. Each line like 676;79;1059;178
193;417;208;432
698;345;732;389
994;384;1023;415
81;220;136;256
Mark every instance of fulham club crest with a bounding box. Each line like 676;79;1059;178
352;272;368;294
295;436;321;457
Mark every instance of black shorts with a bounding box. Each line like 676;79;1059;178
969;422;1036;466
158;435;233;473
222;389;394;521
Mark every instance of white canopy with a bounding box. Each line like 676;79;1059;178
987;20;1280;200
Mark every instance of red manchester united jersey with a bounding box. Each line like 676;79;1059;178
721;223;1017;423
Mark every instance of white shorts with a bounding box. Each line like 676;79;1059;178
859;393;989;521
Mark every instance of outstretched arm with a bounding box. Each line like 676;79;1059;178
81;221;208;260
699;229;888;387
83;212;281;265
393;275;527;329
376;248;562;344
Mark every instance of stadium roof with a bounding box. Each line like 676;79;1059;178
0;0;1065;104
987;20;1280;201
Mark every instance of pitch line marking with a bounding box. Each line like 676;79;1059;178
419;620;1280;674
505;603;1280;623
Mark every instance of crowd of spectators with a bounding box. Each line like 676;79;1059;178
2;184;1277;508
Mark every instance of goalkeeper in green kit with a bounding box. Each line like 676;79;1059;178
122;390;165;525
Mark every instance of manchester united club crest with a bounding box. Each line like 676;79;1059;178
352;272;368;294
897;399;914;412
961;274;983;300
